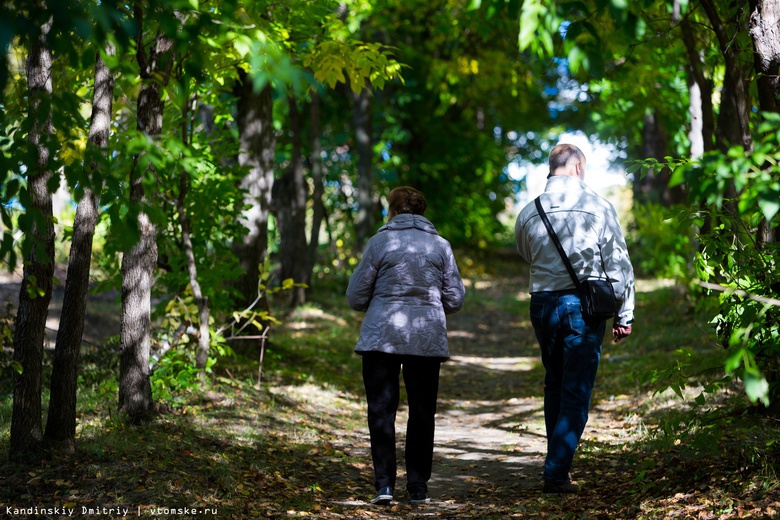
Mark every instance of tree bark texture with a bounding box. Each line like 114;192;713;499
353;88;375;249
45;48;115;446
273;98;308;307
119;16;174;423
307;91;325;286
749;0;780;114
232;71;275;314
11;17;55;460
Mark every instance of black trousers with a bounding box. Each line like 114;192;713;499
361;352;442;494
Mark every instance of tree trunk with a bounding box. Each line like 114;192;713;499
231;70;275;316
307;91;325;287
119;13;174;423
273;97;308;307
687;79;705;159
10;16;55;460
701;0;753;152
45;47;115;447
700;0;752;222
749;0;780;249
636;110;670;204
749;0;780;114
177;175;211;368
177;95;211;369
677;11;715;155
353;88;374;249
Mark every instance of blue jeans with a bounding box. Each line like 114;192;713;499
530;290;606;485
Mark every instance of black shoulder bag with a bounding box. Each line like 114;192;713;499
534;197;617;322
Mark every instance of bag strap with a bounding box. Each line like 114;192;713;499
534;196;584;292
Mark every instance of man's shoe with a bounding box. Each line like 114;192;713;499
542;481;579;494
370;486;393;505
410;492;430;504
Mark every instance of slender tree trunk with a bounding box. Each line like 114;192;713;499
232;70;275;316
273;97;308;307
177;95;211;368
307;91;325;287
749;0;780;249
678;14;715;154
700;0;752;224
353;88;374;249
687;78;705;159
177;175;211;368
10;16;55;460
701;0;753;152
45;47;115;447
636;110;674;204
119;9;174;423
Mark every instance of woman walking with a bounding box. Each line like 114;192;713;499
347;186;466;505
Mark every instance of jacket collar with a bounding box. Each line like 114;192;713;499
544;174;598;196
378;213;439;235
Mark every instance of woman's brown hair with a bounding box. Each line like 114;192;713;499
388;186;427;216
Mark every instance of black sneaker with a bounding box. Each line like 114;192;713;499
370;486;393;505
542;481;579;494
410;492;430;504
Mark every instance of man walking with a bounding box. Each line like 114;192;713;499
514;143;635;494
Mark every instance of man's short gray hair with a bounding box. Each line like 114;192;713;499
548;144;586;172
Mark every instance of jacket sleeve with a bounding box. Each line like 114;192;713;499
441;244;466;315
602;204;635;326
346;239;379;312
514;211;532;264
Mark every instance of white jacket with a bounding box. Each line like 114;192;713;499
515;175;635;326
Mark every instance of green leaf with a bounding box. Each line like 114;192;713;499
724;348;744;373
743;370;770;406
668;166;685;187
760;111;780;122
625;163;641;174
758;194;780;222
518;0;544;52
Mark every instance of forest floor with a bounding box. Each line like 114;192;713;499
1;256;779;519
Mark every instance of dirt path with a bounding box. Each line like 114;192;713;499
0;268;121;348
277;274;641;517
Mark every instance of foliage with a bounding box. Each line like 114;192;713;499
627;202;695;279
344;0;550;247
631;130;780;407
150;348;211;406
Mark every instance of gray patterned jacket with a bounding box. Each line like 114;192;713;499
346;213;465;359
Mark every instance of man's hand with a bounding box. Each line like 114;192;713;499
612;324;632;343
